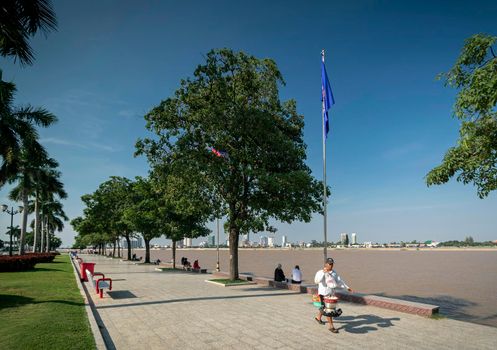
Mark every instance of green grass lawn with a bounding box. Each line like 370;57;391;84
0;254;96;350
208;278;251;285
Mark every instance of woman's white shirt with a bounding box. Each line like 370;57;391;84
314;269;349;295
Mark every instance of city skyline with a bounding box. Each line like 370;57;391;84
1;0;497;246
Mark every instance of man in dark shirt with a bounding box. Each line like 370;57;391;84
274;263;286;282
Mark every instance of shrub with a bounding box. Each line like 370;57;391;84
0;253;58;272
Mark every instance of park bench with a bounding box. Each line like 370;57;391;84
86;269;113;298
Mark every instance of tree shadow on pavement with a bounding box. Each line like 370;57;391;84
335;314;400;334
96;292;300;310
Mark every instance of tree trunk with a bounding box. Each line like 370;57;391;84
228;226;240;280
33;190;39;252
144;238;150;263
117;238;121;258
40;215;45;252
46;219;50;252
112;240;116;257
19;190;29;255
125;234;131;260
172;239;176;269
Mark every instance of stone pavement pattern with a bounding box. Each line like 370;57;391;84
83;255;497;350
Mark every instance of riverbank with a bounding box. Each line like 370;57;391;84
126;248;497;327
81;254;497;349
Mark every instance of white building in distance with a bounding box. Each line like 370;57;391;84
351;233;357;245
340;233;348;245
183;237;192;247
268;237;274;247
282;235;287;247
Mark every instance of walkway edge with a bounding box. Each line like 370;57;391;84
69;254;108;350
212;272;440;316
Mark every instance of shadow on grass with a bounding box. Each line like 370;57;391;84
0;267;66;273
334;314;400;334
0;294;84;310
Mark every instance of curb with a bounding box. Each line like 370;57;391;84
69;255;109;350
212;271;439;316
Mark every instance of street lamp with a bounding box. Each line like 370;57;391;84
2;204;24;256
216;218;220;272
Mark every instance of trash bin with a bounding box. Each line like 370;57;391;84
80;262;96;281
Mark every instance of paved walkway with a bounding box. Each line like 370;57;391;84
82;255;497;350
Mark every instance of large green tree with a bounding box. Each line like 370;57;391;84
427;34;497;198
92;176;135;259
123;177;164;264
0;0;57;65
137;49;323;279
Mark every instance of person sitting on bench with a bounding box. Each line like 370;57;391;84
183;258;191;269
193;260;200;269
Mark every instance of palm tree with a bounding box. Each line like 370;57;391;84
0;0;57;65
0;71;57;187
4;225;20;253
41;199;67;252
29;162;66;252
9;143;52;254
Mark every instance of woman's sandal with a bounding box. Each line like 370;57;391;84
314;318;325;325
329;327;339;333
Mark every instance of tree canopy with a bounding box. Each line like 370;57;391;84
137;49;324;279
426;34;497;198
0;0;57;65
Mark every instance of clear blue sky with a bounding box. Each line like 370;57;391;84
1;0;497;246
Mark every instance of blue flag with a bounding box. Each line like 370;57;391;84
321;59;335;138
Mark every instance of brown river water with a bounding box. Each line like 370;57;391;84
127;248;497;328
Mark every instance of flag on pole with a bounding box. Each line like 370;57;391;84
321;55;335;138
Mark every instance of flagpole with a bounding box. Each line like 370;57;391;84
321;49;328;261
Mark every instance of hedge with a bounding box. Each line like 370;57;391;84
0;253;59;272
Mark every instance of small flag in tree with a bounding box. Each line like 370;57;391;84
211;147;228;158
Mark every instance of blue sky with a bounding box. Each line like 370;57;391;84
1;0;497;246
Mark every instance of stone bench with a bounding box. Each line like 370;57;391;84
211;272;439;316
86;269;113;298
184;267;207;274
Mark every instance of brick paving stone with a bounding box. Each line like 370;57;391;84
80;254;497;350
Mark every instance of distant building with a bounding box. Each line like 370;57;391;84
122;237;143;249
260;236;268;247
268;237;274;247
282;235;287;247
208;236;215;246
340;233;349;245
183;237;192;247
351;233;357;245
